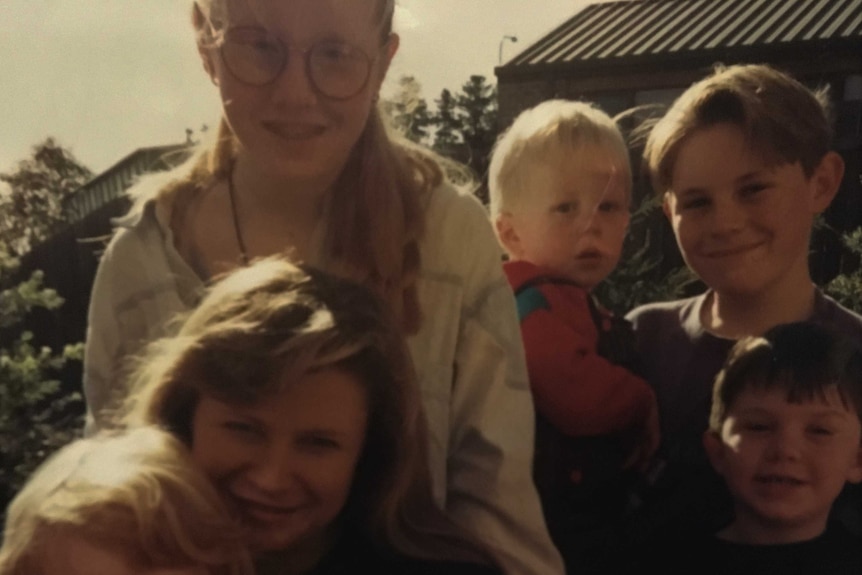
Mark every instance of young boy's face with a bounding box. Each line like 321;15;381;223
663;122;836;300
704;385;862;543
499;144;630;290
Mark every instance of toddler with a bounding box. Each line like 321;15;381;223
489;99;659;573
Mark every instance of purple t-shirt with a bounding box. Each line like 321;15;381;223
627;289;862;441
625;289;862;535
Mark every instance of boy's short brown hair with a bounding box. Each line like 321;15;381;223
709;322;862;433
644;64;833;195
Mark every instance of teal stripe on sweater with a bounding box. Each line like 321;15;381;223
515;286;549;322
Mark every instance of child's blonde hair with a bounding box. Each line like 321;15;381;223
121;257;496;567
488;99;632;220
0;427;252;575
644;63;833;195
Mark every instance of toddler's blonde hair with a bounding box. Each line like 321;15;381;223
489;99;631;220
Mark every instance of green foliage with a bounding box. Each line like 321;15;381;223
0;252;84;502
0;137;93;256
385;74;498;179
451;75;498;198
432;89;460;152
0;270;64;330
595;195;699;314
0;140;88;507
454;75;498;158
382;75;433;145
825;227;862;314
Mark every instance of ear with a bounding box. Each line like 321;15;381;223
495;212;522;259
703;430;728;477
385;33;400;67
847;443;862;484
373;33;400;91
809;151;845;213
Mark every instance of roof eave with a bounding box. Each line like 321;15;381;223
496;37;862;83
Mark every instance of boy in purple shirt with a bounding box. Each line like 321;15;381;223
626;64;862;538
629;322;862;574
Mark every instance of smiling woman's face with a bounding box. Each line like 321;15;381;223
190;366;369;553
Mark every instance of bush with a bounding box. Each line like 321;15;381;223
0;251;83;510
825;227;862;315
595;194;699;314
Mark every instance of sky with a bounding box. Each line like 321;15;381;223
0;0;613;178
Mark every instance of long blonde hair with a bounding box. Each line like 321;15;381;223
120;258;495;566
0;427;253;575
129;0;446;335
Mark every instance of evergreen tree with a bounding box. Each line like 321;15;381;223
451;75;498;200
432;88;461;153
455;75;498;157
0;138;92;256
382;75;432;145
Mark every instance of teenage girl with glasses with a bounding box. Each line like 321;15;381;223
82;2;563;574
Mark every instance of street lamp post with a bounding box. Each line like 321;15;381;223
498;35;518;64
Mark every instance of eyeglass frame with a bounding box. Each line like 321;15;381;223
214;26;390;101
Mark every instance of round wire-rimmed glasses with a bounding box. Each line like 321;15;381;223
218;26;377;100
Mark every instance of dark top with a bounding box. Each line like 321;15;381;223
504;261;652;574
626;523;862;575
623;290;862;539
305;533;502;575
627;290;862;448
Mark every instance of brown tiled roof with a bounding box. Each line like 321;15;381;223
505;0;861;69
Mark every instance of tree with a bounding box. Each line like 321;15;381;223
826;227;862;314
382;75;433;145
0;250;83;507
383;74;500;198
432;88;461;152
0;139;89;509
448;75;499;201
455;75;498;160
0;138;93;256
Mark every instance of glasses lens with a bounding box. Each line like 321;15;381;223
221;28;284;85
309;41;372;99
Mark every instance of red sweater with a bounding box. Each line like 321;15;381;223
503;260;654;437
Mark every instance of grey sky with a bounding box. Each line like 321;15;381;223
1;1;605;177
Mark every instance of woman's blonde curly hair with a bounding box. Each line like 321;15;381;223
121;258;495;566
